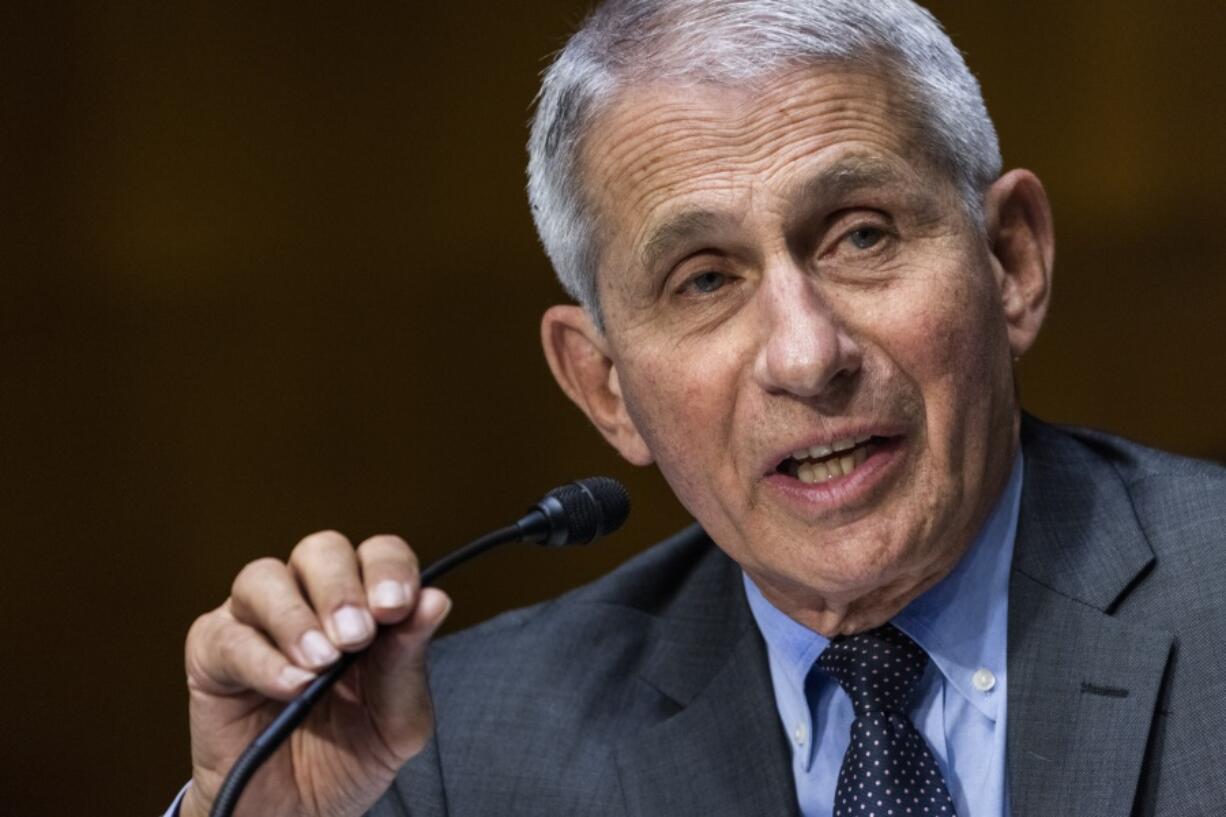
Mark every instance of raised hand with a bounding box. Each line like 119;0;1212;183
180;531;450;817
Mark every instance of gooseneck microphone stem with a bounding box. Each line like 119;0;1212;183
209;476;631;817
209;524;523;817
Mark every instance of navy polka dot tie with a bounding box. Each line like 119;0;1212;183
817;625;957;817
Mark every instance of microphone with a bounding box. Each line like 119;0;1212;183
517;476;631;545
210;477;631;817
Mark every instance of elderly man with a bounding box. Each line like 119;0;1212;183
170;1;1226;816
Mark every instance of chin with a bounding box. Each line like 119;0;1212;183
783;530;925;600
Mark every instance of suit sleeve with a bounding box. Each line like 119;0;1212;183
365;734;448;817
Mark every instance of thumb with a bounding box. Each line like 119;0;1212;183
361;587;452;759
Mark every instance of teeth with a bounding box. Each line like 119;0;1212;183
797;458;843;484
792;436;875;464
788;436;878;484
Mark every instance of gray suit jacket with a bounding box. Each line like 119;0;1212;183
371;419;1226;816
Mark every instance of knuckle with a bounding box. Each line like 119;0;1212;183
291;529;352;563
216;628;242;667
184;637;213;686
324;578;366;605
304;572;364;610
361;533;409;553
266;596;315;630
232;557;283;594
184;608;273;692
185;610;219;655
219;627;265;671
361;534;419;568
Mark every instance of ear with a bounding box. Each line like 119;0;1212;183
983;169;1055;359
540;305;654;466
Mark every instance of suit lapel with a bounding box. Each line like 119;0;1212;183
1007;419;1173;817
614;536;799;817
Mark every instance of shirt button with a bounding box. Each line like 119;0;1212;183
793;723;808;746
972;668;996;692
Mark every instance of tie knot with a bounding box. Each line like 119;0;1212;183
816;624;928;715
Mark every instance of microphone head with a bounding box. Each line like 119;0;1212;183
549;476;631;543
522;476;631;546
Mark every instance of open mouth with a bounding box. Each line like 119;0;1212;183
775;435;893;484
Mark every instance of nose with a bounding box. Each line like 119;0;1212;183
751;264;863;398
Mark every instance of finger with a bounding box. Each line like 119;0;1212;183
363;587;452;757
371;587;452;673
288;530;376;651
187;610;317;701
356;534;420;625
229;557;341;671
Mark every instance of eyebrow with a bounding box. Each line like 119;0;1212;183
637;156;943;276
640;209;729;275
794;158;901;204
787;157;939;222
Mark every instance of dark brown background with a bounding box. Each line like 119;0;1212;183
2;2;1223;814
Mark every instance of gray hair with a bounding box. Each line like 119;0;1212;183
527;0;1002;325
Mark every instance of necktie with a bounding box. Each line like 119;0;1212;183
816;624;957;817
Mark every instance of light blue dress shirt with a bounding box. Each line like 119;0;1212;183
744;453;1022;817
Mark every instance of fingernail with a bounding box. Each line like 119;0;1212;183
371;580;407;609
299;629;340;667
279;665;316;690
333;605;373;645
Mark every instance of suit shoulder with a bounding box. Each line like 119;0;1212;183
1025;416;1226;501
1024;416;1226;571
426;522;730;680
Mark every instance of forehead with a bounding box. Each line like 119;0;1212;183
579;65;943;275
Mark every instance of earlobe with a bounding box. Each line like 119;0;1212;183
984;169;1055;359
540;306;654;466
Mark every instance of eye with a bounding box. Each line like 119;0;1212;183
683;270;728;294
846;226;886;251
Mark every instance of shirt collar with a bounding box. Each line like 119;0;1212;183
744;451;1023;723
894;452;1022;721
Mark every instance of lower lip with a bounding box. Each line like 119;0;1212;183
764;437;905;513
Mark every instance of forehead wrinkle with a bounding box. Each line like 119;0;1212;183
613;116;908;270
639;102;891;190
595;73;897;213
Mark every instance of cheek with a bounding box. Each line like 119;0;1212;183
618;342;745;499
888;268;1012;487
620;361;705;462
892;267;1005;399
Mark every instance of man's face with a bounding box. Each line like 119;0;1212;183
580;66;1023;630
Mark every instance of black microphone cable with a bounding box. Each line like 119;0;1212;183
209;476;630;817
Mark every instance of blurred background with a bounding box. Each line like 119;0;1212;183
2;1;1224;813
